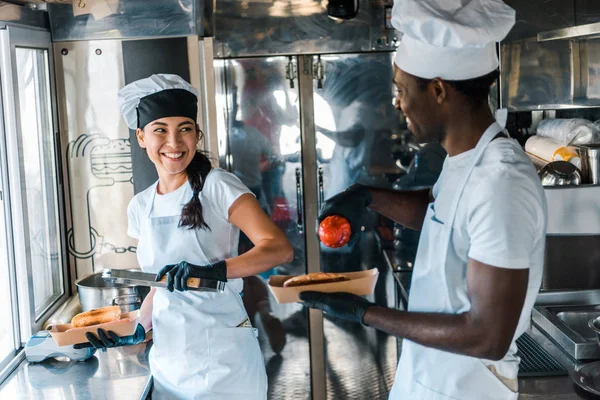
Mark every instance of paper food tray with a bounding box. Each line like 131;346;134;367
268;268;379;304
49;310;139;346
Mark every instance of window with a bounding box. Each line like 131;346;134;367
0;25;67;378
15;47;64;315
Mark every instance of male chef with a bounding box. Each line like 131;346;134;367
300;1;547;399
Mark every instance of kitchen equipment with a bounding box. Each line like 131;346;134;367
574;361;600;396
515;332;568;377
25;331;95;363
588;316;600;345
532;304;600;360
76;271;150;313
538;161;582;186
576;144;600;184
102;269;226;292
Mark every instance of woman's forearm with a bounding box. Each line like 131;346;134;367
225;237;293;279
139;287;155;331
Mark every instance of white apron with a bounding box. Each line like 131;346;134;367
136;183;268;400
389;122;518;400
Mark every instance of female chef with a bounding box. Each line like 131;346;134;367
76;74;294;399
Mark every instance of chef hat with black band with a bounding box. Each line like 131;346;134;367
392;0;516;80
118;74;199;130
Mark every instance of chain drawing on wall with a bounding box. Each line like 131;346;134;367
66;133;137;278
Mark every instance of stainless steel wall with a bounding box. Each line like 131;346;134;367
500;0;600;110
213;0;397;58
500;38;574;111
47;0;206;41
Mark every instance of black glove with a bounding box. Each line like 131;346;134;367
156;260;227;292
73;323;146;350
299;291;375;325
318;183;372;246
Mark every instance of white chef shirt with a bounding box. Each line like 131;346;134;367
127;168;253;270
431;137;547;379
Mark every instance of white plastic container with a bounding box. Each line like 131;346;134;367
525;136;581;168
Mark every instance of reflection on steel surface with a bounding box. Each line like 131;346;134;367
47;0;204;41
214;0;397;57
501;39;573;110
500;36;600;110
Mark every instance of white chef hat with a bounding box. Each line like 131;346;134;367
118;73;199;130
392;0;515;80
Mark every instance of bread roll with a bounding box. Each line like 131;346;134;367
283;272;349;287
71;306;121;328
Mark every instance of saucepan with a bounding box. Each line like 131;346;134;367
76;271;150;313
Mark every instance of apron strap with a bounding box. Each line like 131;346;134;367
444;122;506;229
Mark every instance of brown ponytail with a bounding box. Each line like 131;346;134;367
180;151;213;230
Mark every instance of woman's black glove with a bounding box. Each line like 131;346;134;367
73;323;146;349
156;260;227;292
317;183;372;246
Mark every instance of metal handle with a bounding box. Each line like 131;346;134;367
318;167;324;209
112;295;141;306
313;55;324;89
296;168;303;233
286;56;296;89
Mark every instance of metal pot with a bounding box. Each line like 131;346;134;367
76;271;150;312
538;161;582;186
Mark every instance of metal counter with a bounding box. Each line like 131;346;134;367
0;342;151;400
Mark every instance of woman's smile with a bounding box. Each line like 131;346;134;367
162;151;185;161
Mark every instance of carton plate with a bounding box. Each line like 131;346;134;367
268;268;379;304
49;311;139;346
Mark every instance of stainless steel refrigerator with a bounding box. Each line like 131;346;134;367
214;52;402;400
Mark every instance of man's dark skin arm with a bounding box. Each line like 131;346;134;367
368;188;432;231
363;259;529;360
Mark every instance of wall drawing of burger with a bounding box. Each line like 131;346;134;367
66;133;137;278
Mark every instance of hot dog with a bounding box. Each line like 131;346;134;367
71;305;121;328
283;272;349;287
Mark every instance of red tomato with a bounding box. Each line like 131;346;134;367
318;216;352;248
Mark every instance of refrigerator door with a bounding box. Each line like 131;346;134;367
214;56;311;399
312;52;399;399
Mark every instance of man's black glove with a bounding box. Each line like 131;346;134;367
73;323;146;349
317;183;372;246
156;260;227;292
299;291;375;325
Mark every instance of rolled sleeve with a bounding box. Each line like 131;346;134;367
467;168;544;270
202;169;253;221
127;198;140;239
